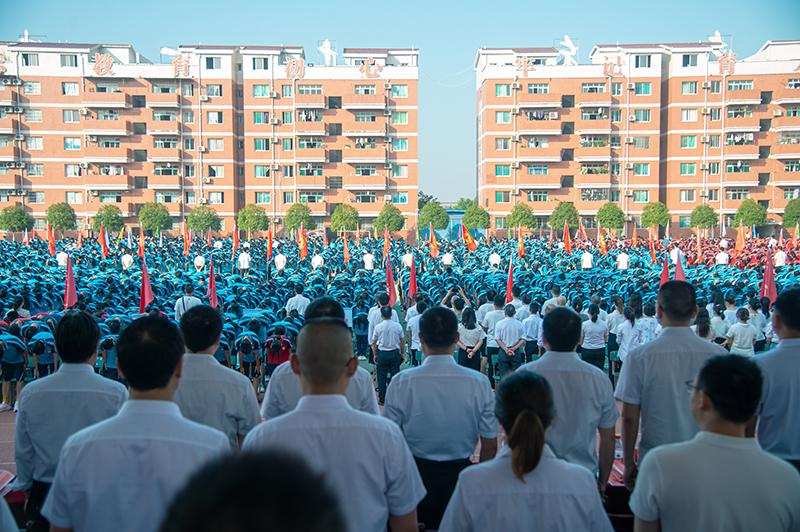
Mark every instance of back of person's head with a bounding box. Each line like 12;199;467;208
493;294;505;308
452;297;466;312
613;296;624;312
415;300;428;315
414;293;426;304
376;292;390;306
529;301;540;315
504;304;516;318
759;296;771;318
419;306;459;351
725;293;736;305
713;303;726;319
590;295;601;306
512;286;521;298
304;297;345;320
183;284;194;295
736;307;750;322
695;355;762;424
274;325;286;336
380;306;392;319
180;305;223;353
695;308;711;338
4;310;18;323
657;281;697;321
294;284;304;295
643;302;655;318
295;318;353;387
109;318;122;335
623;306;637;326
551;285;561;296
571;299;583;314
773;288;800;332
486;289;497;302
247;319;262;333
748;297;761;312
542;307;581;351
118;316;185;391
159;451;346;532
55;310;100;363
495;371;555;482
461;306;477;329
521;294;532;305
588;303;600;323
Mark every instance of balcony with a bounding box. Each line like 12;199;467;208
773;87;800;106
145;92;180;108
516;175;563;190
81;91;129;108
343;147;386;164
720;174;759;188
295;176;328;190
575;144;612;161
725;88;761;106
343;124;386;137
0;173;19;189
148;126;181;136
83;120;131;137
342;174;386;191
517;92;562;109
516;152;561;163
303;201;329;216
0;113;19;133
724;116;760;131
82;173;132;191
722;143;759;159
576;91;613;107
294;93;326;109
516;143;562;161
294;147;327;163
343;94;386;110
148;174;183;190
772;116;800;132
771;143;800;159
295;122;327;136
0;139;17;160
83;145;130;163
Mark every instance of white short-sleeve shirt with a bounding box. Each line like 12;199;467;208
457;324;486;348
715;251;729;265
755;338;800;461
616;252;630;270
581;251;594;269
363;253;375;270
495;316;525;348
284;293;311;316
727;322;756;356
373;319;404;351
481;309;505;348
581;319;609;350
121;253;134;270
407;315;423;350
237;251;251;269
774;250;787;267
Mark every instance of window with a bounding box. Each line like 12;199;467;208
710;108;721;121
299;191;323;204
207;138;224;151
64;137;81;150
634;55;651;68
63;110;80;123
27;163;44;176
391;84;408;98
253;165;270;178
633;163;650;176
634;109;651;122
392;164;408;178
527;136;549;148
255;192;271;204
495;111;511;124
282;138;293;151
581;108;607;121
99;192;121;203
23;81;41;95
634;82;651;95
253;84;271;97
252;57;269;70
726;188;750;200
24;109;42;122
633;190;649;202
709;135;721;148
392;138;408;152
25;136;43;150
495;138;511;150
66;191;82;204
528;190;548;202
155;192;178;203
355;84;376;95
680;162;697;175
391;192;408;204
153;110;177;121
611;82;622;96
682;54;698;67
28;192;45;204
153;83;176;94
681;81;697;95
354;111;376;123
182;83;194;96
727;80;753;91
355;164;376;176
253;138;270;151
98;137;120;148
181;191;194;205
206;84;222;97
298;84;323;95
205;57;221;70
681;108;697;122
726;132;755;145
727;160;751;173
300;137;324;149
183;138;195;150
97;109;119;120
495;217;506;229
98;164;124;176
633;136;650;149
609;190;620;202
495;191;511;203
528;83;549;94
611;161;621;174
581;188;609;202
784;187;800;199
207;111;223;124
611;109;621;123
581;163;609;175
154;164;178;176
708;162;720;174
283;165;294;177
679;216;691;228
680;135;696;149
527;164;548;175
328;176;343;189
581;83;606;93
784;160;800;172
707;189;719;201
381;111;405;126
779;132;800;144
208;192;224;204
65;164;81;177
727;106;752;119
495;164;511;177
709;80;721;94
22;53;39;66
208;165;224;178
786;79;800;89
57;54;77;67
182;110;194;124
353;191;376;203
495;84;511;97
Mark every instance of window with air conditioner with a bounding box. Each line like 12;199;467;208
528;83;549;94
708;162;720;175
253;84;271;97
252;57;269;70
682;54;698;67
634;82;651;96
495;164;511;177
633;163;650;176
709;135;721;148
391;85;408;98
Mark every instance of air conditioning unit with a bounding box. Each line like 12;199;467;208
86;135;97;143
13;134;24;142
512;82;522;90
1;107;12;113
271;138;280;144
701;81;711;89
90;190;100;197
198;146;207;153
79;161;89;169
13;189;26;196
79;108;90;115
199;197;208;204
383;136;391;143
9;162;25;169
773;110;783;117
548;111;559;119
383;194;392;202
624;190;634;197
699;190;709;197
701;136;710;143
625;137;634;144
510;162;520;169
383;110;392;116
1;78;13;85
202;177;212;184
701;108;711;115
270;118;280;125
271;164;281;170
199;95;210;102
269;91;279;98
11;107;23;114
700;163;709;170
511;108;521;115
626;83;635;90
624;162;634;170
628;114;637;122
10;78;22;86
383;163;393;170
384;82;392;90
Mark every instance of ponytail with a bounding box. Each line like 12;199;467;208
588;303;599;323
508;409;546;481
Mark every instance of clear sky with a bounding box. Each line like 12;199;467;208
3;0;798;201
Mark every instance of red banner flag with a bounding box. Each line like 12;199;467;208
64;255;78;310
23;228;30;246
266;228;273;261
343;232;350;264
182;222;190;257
383;226;391;259
598;221;607;256
355;224;361;245
322;226;328;247
505;255;514;304
462;224;477;252
429;222;439;259
659;256;671;287
408;255;418;301
207;229;212;249
98;224;109;259
578;218;588;240
298;223;308;259
760;254;778;309
76;230;82;249
139;260;154;314
385;256;397;307
206;260;218;308
47;223;56;256
562;221;572;255
231;222;240;262
138;226;145;259
649;238;657;264
736;223;746;252
696;227;703;264
517;228;525;258
674;255;686;281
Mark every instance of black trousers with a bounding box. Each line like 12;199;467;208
25;480;51;532
581;347;606;371
457;347;481;371
496;348;524;377
484;346;498;387
355;334;369;360
414;456;472;530
376;349;401;404
524;341;538;363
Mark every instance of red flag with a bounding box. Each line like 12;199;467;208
298;223;308;259
98;224;108;259
385;256;397;307
735;223;746;253
649;238;657;264
505;255;514;304
407;255;418;301
462;224;477;252
563;221;572;255
760;254;778;309
517;228;525;258
23;228;30;246
206;260;218;308
231;222;240;262
659;256;671;287
207;229;212;249
76;230;82;249
429;222;439;259
383;226;391;259
777;228;784;248
578;218;588;240
266;228;273;261
139;260;154;314
598;221;607;256
138;226;145;259
182;222;190;257
343;232;350;264
696;227;702;264
47;223;56;256
674;255;686;281
549;226;554;244
64;255;78;310
322;226;328;247
355;224;361;245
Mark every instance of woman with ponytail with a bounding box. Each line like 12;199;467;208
439;371;613;532
580;304;609;370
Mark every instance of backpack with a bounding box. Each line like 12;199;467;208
266;335;292;365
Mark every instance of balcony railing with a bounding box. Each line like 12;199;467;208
81;91;129;108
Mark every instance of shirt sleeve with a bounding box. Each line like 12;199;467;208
628;450;663;523
383;379;404;427
614;349;642;404
13;394;34;490
478;380;498;438
438;475;473;532
40;445;74;528
262;375;284;419
360;372;380;415
384;427;427;517
237;380;262;436
598;376;619;429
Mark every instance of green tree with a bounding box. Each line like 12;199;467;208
237;204;269;234
330;204;360;232
138;202;172;232
418;201;449;230
596;203;625;229
690;204;718;229
455;197;477;211
186;205;222;232
92;204;124;232
549;201;579;229
641;201;671;228
507;203;535;228
373;203;405;232
462;204;490;229
46;202;77;232
733;199;767;227
418;190;437;210
284;203;315;231
783;199;800;229
0;205;34;232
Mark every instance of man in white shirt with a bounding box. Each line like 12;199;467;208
372;306;405;405
385;307;497;529
773;246;787;268
669;245;683;265
441;251;454;266
237;249;252;276
367;292;399;347
615;281;727;490
310;253;324;270
522;302;542;362
518;307;617;494
616;249;630;270
42;316;229;532
363;251;375;270
405;301;427;366
402;250;414;269
542;285;561;312
631;355;800;532
488;252;501;268
508;286;524;312
15;311;127;530
176;305;260;448
55;251;68;268
480;294;506;383
273;252;287;271
244;318;426;532
475;290;496;325
174;283;203;322
494;304;526;377
581;249;594;269
120;252;134;271
193;254;206;272
715;248;730;265
284;284;311;317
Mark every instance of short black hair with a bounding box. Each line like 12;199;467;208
380;306;392;319
55;310;100;363
159;451;345;532
696;355;762;424
118;316;185;391
493;294;505;308
295;284;304;294
183;284;194;294
180;305;223;353
551;285;561;296
376;293;390;306
504;304;516;317
773;288;800;331
419;306;458;350
658;281;697;320
415;301;428;314
304;297;345;320
542;307;581;351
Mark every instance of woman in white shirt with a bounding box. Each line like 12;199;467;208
747;297;767;352
691;308;716;341
456;307;486;372
439;371;613;532
726;308;757;356
613;307;642;364
580;304;608;370
710;304;729;344
606;297;625;353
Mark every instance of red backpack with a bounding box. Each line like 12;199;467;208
266;335;292;365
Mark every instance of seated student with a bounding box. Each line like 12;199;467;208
176;305;260;448
0;325;28;412
42;316;229;532
630;356;800;532
159;450;346;532
244;318;426;532
439;371;613;532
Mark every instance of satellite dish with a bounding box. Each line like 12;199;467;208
160;47;179;57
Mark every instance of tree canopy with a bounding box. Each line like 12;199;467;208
550;201;579;229
330;204;360;232
462;204;490;229
373;203;405;232
454;197;477;211
507;203;535;228
596;203;625;229
783;199;800;229
418;201;449;230
641;201;671;228
186;205;222;232
237;204;269;233
690;204;718;229
283;203;315;231
46;202;77;231
733;199;767;228
138;203;172;232
93;205;124;232
0;205;34;232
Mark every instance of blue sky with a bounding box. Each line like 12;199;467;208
3;0;798;201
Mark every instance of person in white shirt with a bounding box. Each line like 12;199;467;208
630;355;800;532
488;252;501;268
615;281;727;490
120;252;134;271
542;285;561;313
480;295;506;383
515;295;531;322
362;251;375;270
385;307;497;529
237;250;252;276
55;251;69;268
580;250;594;269
372;306;405;404
714;249;729;265
193;254;206;272
726;307;757;356
475;290;496;325
710;304;730;342
723;293;739;325
616;249;630;270
580;304;609;370
613;306;642;364
455;307;486;372
402;251;414;269
42;316;229;532
284;284;311;317
244;318;426;532
669;245;683;265
439;371;613;532
310;253;324;270
519;307;617;493
508;286;524;312
15;311;127;530
175;305;260;448
747;297;767;352
774;246;787;267
406;301;427;367
405;293;426;322
273;252;287;271
441;251;454;266
719;237;729;249
522;302;541;363
495;305;526;377
174;284;203;322
367;293;400;349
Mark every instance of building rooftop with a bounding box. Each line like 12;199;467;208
343;47;418;54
